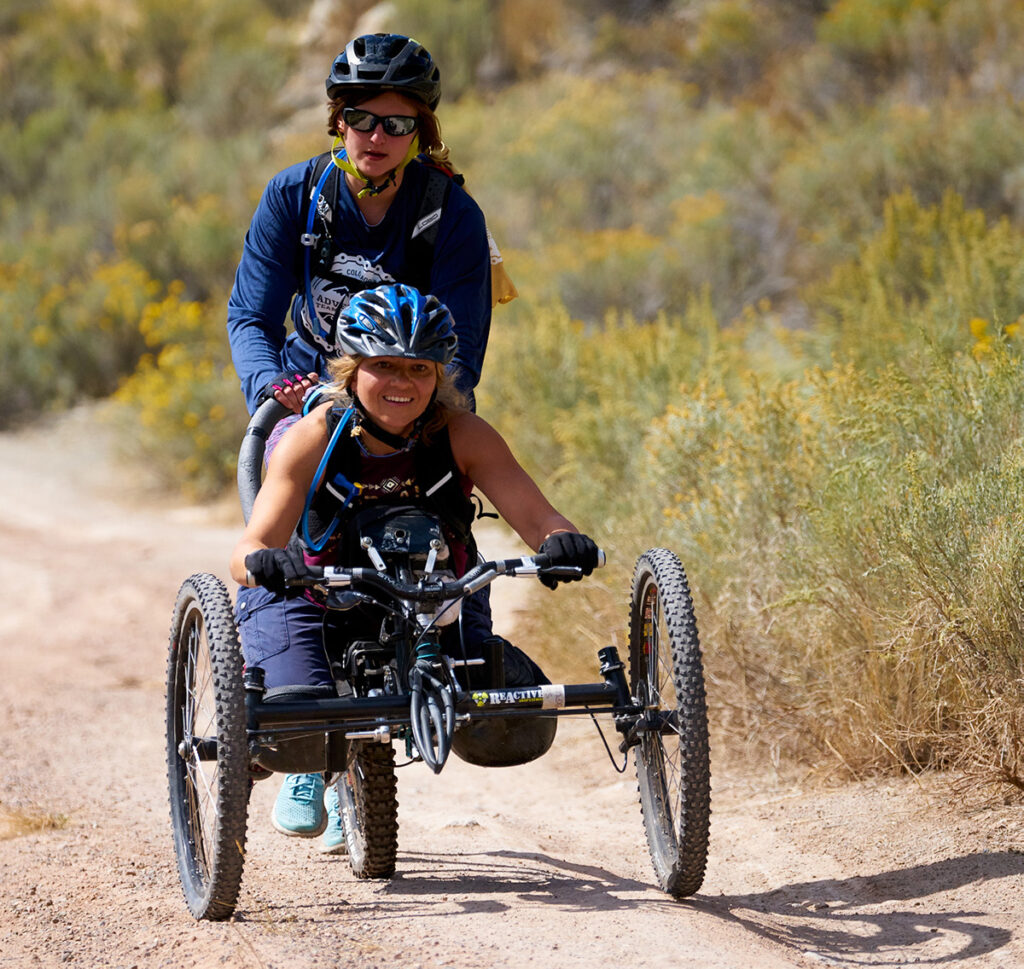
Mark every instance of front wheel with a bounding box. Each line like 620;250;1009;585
166;573;249;920
337;741;398;878
629;549;711;898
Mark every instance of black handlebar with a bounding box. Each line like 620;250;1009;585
286;550;606;604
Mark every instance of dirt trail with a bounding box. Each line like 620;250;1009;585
1;407;1022;969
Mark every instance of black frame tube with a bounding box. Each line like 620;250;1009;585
248;680;625;729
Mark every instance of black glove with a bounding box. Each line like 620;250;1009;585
244;547;309;596
538;532;600;590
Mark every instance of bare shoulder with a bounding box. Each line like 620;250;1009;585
447;410;515;478
447;409;492;440
448;410;504;452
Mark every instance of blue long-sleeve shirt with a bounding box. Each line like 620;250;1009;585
227;155;492;414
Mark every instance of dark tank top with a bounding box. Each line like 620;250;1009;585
303;437;473;575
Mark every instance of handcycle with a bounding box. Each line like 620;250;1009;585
165;399;711;920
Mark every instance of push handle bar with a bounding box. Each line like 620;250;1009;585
238;398;291;524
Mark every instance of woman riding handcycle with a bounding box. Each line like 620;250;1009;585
167;284;711;919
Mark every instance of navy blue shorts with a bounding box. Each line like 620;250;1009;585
235;587;337;700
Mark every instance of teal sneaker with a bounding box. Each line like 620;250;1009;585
271;773;327;837
320;781;347;854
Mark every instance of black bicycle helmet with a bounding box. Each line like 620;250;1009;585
336;284;457;364
326;33;442;110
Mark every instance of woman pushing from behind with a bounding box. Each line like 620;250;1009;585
226;32;515;845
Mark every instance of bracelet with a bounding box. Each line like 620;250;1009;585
542;529;572;542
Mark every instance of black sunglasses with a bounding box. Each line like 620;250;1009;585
342;108;418;137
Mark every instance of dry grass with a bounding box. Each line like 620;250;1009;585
0;806;71;841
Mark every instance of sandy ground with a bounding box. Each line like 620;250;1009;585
1;406;1023;969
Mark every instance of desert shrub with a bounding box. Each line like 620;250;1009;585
814;0;1024;108
0;0;294;431
637;341;1024;780
110;283;248;498
478;289;806;529
772;97;1024;289
449;75;797;322
384;0;495;98
495;0;566;79
819;0;948;55
0;246;156;425
482;189;1024;788
808;190;1024;372
684;0;784;97
445;72;702;243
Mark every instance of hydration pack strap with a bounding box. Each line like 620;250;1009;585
301;159;339;345
405;166;452;294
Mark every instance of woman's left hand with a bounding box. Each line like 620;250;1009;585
268;371;320;414
537;532;601;589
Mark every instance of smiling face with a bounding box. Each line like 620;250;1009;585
351;356;439;441
338;90;420;184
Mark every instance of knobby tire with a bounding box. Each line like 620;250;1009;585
338;742;398;879
166;573;249;920
629;548;711;898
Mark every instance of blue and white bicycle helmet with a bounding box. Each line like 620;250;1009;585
327;34;442;110
336;284;458;365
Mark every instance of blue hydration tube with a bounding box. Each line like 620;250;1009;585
300;406;360;552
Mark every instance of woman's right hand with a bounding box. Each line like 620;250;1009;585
243;547;309;594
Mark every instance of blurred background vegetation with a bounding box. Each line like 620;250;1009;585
5;0;1024;793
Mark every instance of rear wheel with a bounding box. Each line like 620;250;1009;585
337;742;398;879
629;549;710;898
166;574;249;920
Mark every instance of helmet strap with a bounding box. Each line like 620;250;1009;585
348;390;434;452
331;134;421;200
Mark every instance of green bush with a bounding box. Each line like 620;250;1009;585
641;343;1024;778
0;246;155;425
808;190;1024;372
385;0;495;99
110;282;248;498
0;0;296;426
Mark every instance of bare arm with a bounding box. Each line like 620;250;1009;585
448;412;578;551
229;406;331;585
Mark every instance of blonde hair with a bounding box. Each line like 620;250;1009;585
325;354;468;442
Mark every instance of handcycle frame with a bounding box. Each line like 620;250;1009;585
241;557;635;750
238;398;633;763
167;397;712;920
